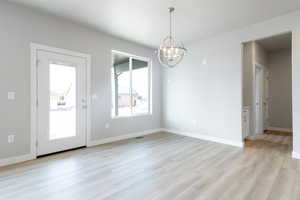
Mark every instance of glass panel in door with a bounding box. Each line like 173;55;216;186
49;63;76;140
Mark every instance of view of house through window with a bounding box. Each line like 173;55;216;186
111;51;151;117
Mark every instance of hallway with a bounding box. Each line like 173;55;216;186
245;130;292;153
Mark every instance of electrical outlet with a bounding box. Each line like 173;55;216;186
8;135;15;144
105;123;110;129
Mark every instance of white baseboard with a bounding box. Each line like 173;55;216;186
0;129;162;167
292;151;300;160
87;128;162;147
161;129;244;148
0;153;36;167
267;127;292;132
0;128;244;166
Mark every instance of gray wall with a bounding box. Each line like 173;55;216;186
162;33;243;144
162;10;300;151
0;1;161;159
2;0;300;161
268;49;292;129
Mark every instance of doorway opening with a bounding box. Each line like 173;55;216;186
242;32;292;152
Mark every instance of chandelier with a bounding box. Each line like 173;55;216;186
157;7;187;68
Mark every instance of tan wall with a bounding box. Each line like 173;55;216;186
242;42;254;107
268;49;292;129
254;42;268;66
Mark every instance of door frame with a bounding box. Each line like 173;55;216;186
253;62;266;134
30;43;92;157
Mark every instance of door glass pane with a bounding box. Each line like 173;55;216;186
132;59;149;115
49;63;76;140
112;54;130;117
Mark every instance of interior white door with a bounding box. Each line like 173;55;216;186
255;65;264;134
263;70;270;130
37;50;87;156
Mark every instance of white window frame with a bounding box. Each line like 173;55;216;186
111;50;152;118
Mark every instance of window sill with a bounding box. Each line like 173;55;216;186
111;113;152;119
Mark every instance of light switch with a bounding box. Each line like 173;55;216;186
8;135;15;144
8;92;15;100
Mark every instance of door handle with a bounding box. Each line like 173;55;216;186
82;105;87;109
81;99;87;109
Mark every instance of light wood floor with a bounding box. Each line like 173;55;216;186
0;131;299;200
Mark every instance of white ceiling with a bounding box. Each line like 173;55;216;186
8;0;300;48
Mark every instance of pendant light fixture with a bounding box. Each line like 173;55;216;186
157;7;187;68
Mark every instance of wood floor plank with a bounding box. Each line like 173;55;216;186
0;131;299;200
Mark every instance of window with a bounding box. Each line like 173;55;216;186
111;51;151;117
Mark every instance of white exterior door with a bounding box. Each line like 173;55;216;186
36;50;87;156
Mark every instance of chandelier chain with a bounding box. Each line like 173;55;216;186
169;7;173;39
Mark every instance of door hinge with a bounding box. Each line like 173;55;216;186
36;99;39;107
